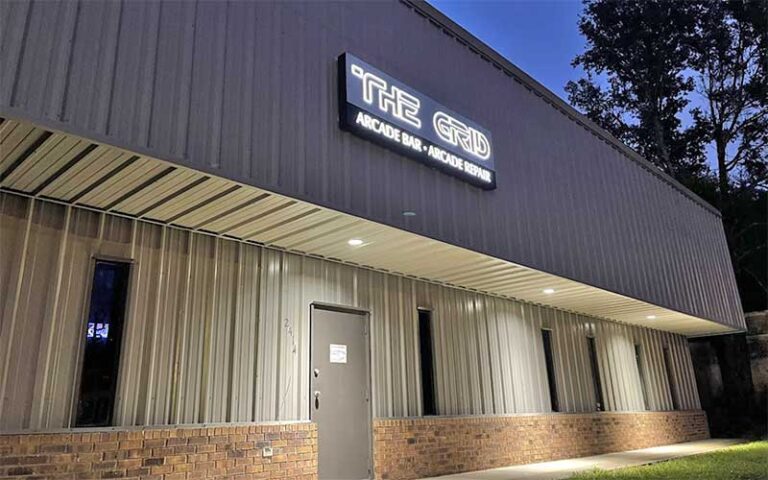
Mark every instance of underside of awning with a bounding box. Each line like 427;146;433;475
0;117;734;336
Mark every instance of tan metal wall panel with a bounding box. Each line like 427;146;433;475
1;193;701;432
0;0;743;331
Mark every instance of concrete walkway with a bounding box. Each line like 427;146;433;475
419;439;745;480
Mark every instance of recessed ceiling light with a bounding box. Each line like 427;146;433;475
543;288;556;295
347;238;364;246
402;211;417;217
646;315;657;320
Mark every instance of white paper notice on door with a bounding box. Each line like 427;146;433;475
329;344;347;364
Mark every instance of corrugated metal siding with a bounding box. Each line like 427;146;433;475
0;0;743;331
2;118;733;336
0;192;700;432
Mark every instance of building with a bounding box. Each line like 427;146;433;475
0;1;745;479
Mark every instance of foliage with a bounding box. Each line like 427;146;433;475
565;0;707;178
567;0;768;312
569;441;768;480
690;0;768;198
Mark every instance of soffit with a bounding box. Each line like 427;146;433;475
0;118;733;336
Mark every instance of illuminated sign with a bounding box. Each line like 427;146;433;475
338;53;496;189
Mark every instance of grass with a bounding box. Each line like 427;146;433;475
569;441;768;480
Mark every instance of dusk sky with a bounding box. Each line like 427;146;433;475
428;1;720;169
428;0;587;102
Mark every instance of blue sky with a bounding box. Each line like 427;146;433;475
428;0;586;102
428;1;721;170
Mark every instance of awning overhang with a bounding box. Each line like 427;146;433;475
0;117;736;336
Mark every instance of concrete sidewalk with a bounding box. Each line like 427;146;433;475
419;439;745;480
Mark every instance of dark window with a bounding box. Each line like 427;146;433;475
75;260;130;427
663;347;680;410
587;336;604;411
541;329;559;412
418;309;437;416
635;344;649;410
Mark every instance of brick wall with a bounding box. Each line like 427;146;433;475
0;422;316;479
373;410;709;480
0;412;709;480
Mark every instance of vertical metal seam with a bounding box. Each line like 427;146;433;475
0;197;34;416
32;204;71;428
96;0;123;134
251;247;266;421
6;0;34;106
228;242;244;421
142;224;166;424
397;277;413;414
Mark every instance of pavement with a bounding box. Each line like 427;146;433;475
418;439;745;480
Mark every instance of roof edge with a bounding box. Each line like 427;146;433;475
408;0;721;217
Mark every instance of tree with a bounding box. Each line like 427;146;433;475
565;0;708;179
690;0;768;207
690;1;768;312
568;0;767;311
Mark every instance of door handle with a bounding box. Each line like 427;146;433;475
314;390;321;410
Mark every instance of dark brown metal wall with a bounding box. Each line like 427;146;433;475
0;0;743;329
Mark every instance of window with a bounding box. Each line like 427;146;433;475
635;344;649;410
663;347;680;410
587;336;605;411
418;309;437;416
75;260;130;427
541;329;559;412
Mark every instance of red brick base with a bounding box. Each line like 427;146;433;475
0;412;709;479
0;422;316;479
373;410;709;480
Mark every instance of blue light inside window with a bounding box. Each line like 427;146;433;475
96;323;109;339
86;322;109;340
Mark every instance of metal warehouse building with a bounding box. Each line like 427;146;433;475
0;1;744;479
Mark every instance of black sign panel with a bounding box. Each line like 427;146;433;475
338;53;496;189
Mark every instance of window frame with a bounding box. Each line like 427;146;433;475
73;257;132;428
541;328;560;413
417;308;437;416
586;335;605;412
